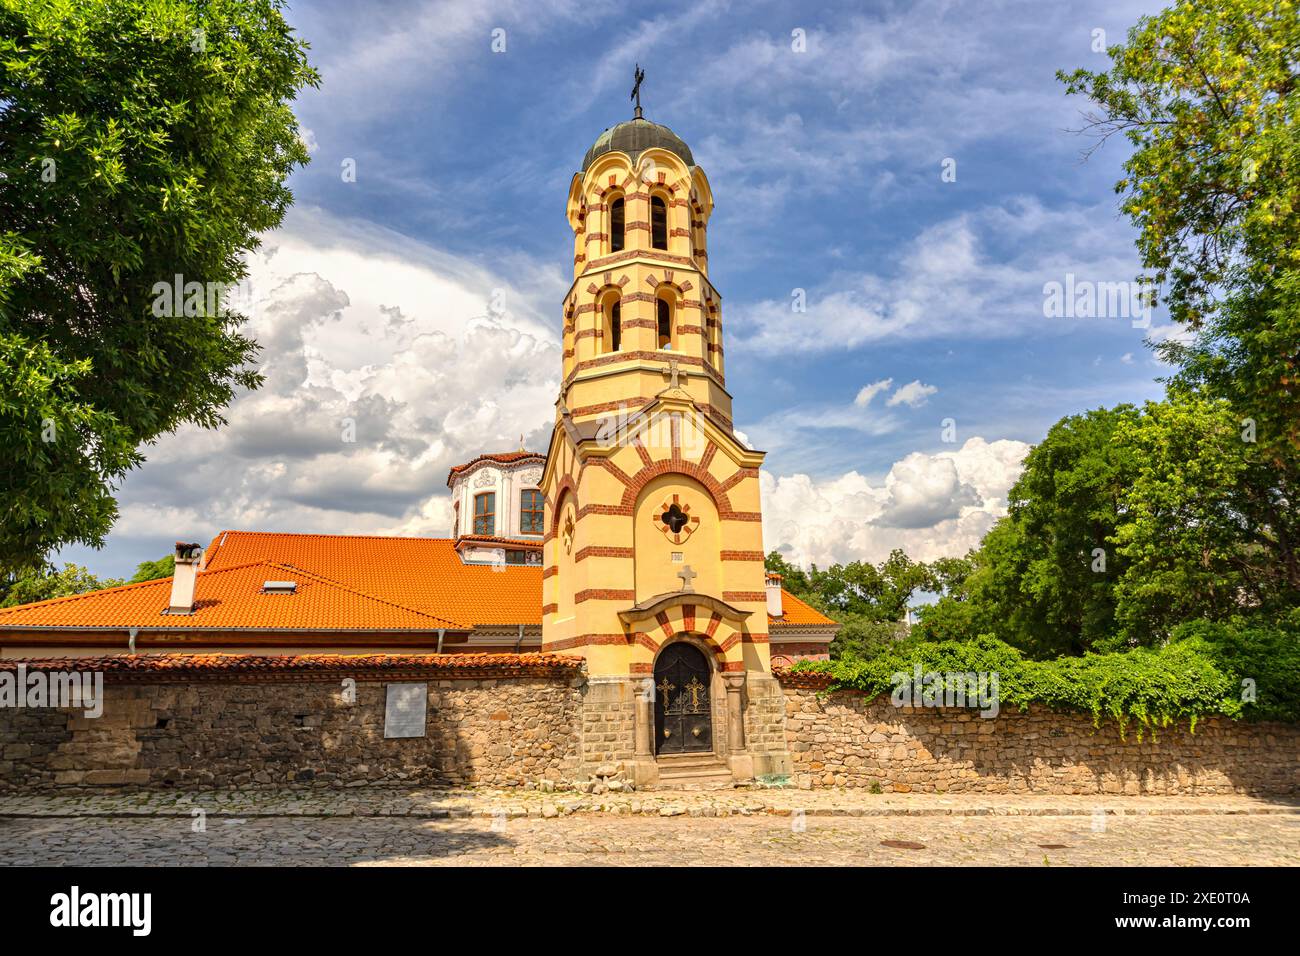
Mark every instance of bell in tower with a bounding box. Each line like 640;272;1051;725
539;71;792;788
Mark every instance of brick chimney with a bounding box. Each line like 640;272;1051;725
167;542;204;615
765;571;783;618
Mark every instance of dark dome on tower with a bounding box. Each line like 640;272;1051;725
581;117;695;172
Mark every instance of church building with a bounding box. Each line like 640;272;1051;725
0;109;837;785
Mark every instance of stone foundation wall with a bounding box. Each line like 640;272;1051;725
742;673;792;777
0;658;584;790
578;677;639;769
781;684;1300;796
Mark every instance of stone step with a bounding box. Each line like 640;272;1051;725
653;755;735;789
656;753;726;770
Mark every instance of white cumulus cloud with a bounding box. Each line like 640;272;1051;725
760;436;1031;568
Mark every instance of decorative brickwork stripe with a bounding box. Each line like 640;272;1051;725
720;550;764;561
590;458;635;487
655;610;674;639
718;468;759;493
574;588;636;604
699;442;717;473
574;545;635;562
544;634;627;651
723;591;767;602
570;397;650;418
577;503;634;519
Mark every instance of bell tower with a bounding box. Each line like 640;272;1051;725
539;86;791;786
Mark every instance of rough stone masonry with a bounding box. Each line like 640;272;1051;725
0;656;1296;795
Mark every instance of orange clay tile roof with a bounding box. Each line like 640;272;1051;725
445;450;544;486
0;530;837;634
774;589;838;629
0;652;583;678
0;560;462;631
203;531;540;628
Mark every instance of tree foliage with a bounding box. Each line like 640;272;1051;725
0;0;318;574
767;549;969;659
128;554;175;583
1058;0;1299;328
0;562;122;607
793;628;1296;733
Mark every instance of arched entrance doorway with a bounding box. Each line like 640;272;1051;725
654;642;713;754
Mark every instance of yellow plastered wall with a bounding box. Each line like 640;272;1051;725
634;474;721;601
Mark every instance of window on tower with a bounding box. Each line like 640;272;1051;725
607;297;621;351
657;297;672;350
520;489;544;535
610;196;625;253
473;492;495;536
651;195;667;250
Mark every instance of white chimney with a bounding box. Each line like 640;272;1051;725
765;572;783;618
167;542;204;615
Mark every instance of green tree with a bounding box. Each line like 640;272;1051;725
935;407;1141;656
0;562;122;607
1052;0;1300;645
766;549;941;659
1060;0;1299;455
0;0;318;574
1113;390;1300;637
1059;0;1299;329
128;554;175;583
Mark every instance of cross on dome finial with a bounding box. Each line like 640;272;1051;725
631;64;645;119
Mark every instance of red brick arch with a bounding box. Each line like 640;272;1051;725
548;477;579;535
619;454;733;514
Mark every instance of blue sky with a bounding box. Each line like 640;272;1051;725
66;0;1177;579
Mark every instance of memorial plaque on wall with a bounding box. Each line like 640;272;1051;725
384;682;428;738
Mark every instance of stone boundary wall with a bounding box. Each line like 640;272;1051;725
5;656;1295;795
777;672;1299;796
0;654;584;790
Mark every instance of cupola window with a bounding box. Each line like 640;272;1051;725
520;489;544;535
473;492;495;536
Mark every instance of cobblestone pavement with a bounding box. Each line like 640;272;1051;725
0;788;1296;865
1;787;1295;819
1;812;1296;866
